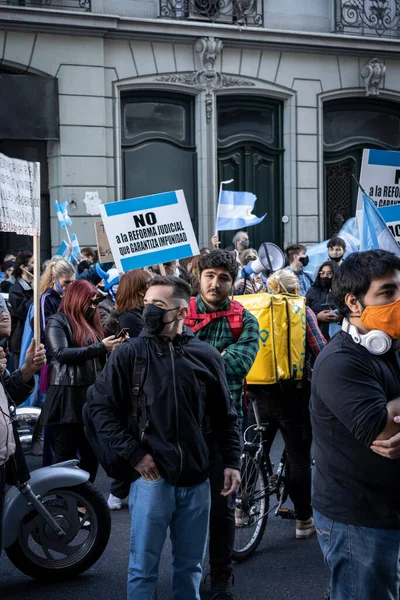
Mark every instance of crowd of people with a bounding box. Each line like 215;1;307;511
1;231;400;600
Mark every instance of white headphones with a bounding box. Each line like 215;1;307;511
342;319;392;355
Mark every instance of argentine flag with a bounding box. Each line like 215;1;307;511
360;193;400;255
55;200;72;229
55;240;69;258
70;234;81;264
216;191;266;231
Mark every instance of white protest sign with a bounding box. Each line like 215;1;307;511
100;190;199;272
0;153;40;235
378;204;400;245
357;149;400;246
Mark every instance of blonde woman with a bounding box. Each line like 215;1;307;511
246;269;326;540
30;259;75;457
40;259;76;342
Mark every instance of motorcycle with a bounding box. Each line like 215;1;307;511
1;408;111;582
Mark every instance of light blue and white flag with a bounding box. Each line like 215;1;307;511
55;200;72;229
54;240;69;258
216;191;266;231
70;234;81;264
338;218;360;254
360;193;400;255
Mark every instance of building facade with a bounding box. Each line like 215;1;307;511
0;0;399;258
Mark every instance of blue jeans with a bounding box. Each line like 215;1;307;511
128;477;210;600
314;509;400;600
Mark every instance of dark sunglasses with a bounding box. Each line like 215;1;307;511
91;298;101;306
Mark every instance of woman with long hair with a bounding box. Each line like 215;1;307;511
28;259;77;457
306;260;341;340
40;259;76;339
245;269;326;540
9;251;35;370
115;269;152;338
43;280;124;480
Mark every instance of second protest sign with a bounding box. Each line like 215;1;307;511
100;190;199;272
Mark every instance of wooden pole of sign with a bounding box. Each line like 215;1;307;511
159;264;167;276
33;235;41;344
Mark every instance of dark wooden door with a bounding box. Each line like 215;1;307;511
218;143;283;250
324;152;361;238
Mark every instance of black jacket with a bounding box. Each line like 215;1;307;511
9;279;33;354
119;309;143;338
98;296;120;337
306;285;336;340
46;313;108;387
87;328;241;487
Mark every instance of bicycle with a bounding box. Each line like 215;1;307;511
232;396;295;561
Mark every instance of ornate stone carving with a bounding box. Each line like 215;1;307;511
361;58;386;97
155;37;255;124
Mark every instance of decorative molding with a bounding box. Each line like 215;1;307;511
155;37;255;124
361;58;386;96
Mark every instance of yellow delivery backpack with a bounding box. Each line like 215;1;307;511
234;293;307;385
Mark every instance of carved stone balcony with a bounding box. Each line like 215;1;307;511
160;0;263;26
1;0;91;11
335;0;400;38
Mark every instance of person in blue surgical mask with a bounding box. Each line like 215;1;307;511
33;259;76;457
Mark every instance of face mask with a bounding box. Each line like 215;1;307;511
299;256;309;268
54;277;64;296
330;255;342;263
240;240;249;249
320;278;332;289
142;304;180;336
85;307;96;321
360;298;400;338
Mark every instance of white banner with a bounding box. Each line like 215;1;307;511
0;153;41;236
100;190;199;273
357;149;400;245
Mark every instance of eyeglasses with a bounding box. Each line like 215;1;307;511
319;272;334;277
91;297;101;306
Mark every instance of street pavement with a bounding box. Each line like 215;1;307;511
1;435;329;600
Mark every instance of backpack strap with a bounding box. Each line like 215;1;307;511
184;297;244;342
129;338;147;420
226;300;245;343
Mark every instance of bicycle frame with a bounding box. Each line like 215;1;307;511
242;398;290;517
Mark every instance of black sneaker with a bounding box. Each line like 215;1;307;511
210;573;235;600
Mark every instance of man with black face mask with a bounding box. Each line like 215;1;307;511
87;275;241;600
285;243;314;296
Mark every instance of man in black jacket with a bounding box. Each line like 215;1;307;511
87;275;241;600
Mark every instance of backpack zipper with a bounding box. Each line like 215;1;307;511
169;342;183;483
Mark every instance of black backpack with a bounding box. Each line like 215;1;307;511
83;340;147;483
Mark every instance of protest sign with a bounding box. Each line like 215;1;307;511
94;221;114;263
357;149;400;246
378;204;400;245
0;153;41;341
0;153;40;235
100;190;199;273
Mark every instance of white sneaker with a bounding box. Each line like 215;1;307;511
107;493;122;511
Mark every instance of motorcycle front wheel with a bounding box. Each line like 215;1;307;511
6;481;111;581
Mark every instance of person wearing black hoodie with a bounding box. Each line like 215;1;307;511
87;275;240;600
306;260;340;340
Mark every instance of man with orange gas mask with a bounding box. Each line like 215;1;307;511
310;250;400;600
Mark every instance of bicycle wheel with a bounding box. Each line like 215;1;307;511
232;450;269;561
